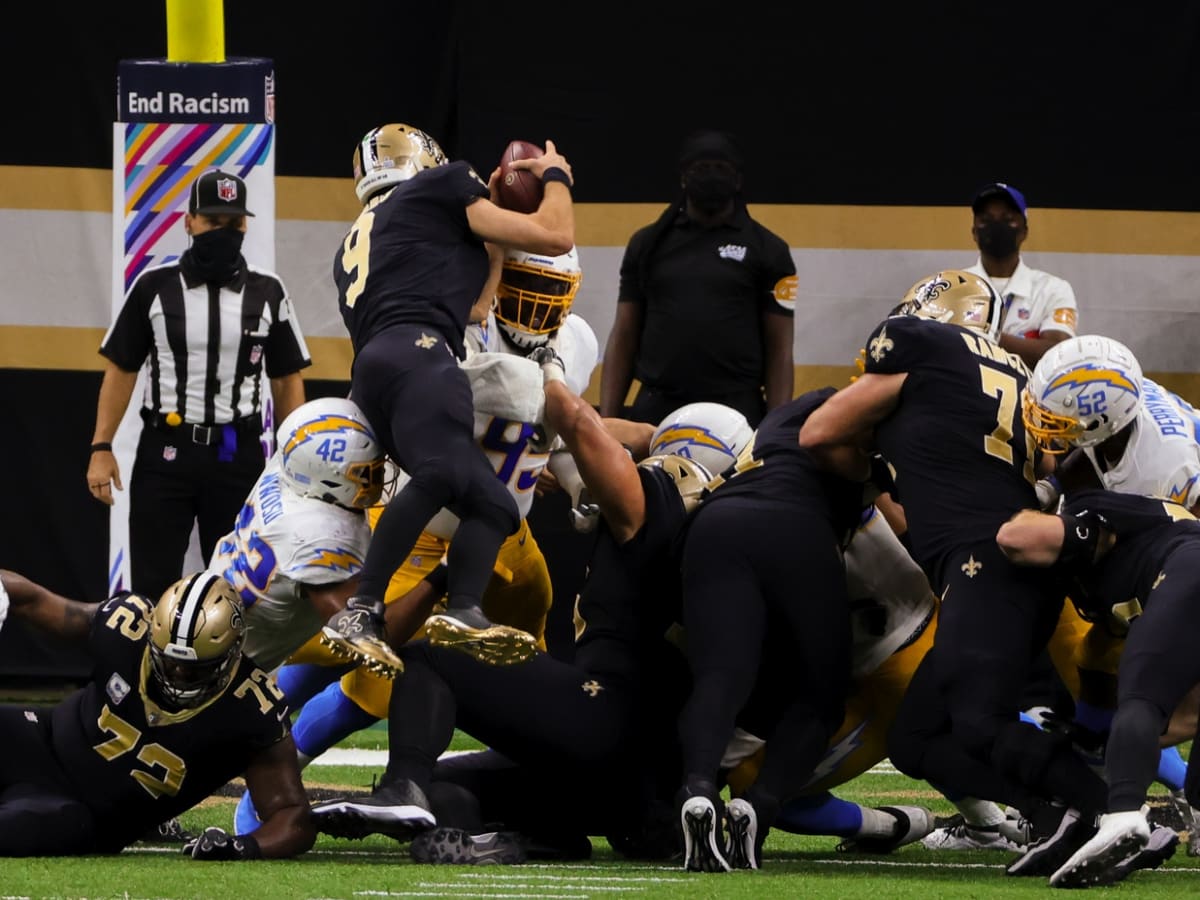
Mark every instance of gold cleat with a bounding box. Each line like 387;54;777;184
318;632;405;679
424;612;538;666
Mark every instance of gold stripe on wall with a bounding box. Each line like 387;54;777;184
7;324;1199;405
4;166;1198;254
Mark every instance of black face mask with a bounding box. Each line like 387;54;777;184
684;171;739;214
975;220;1020;258
189;227;245;282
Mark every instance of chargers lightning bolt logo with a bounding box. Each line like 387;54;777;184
1044;365;1140;400
309;548;365;573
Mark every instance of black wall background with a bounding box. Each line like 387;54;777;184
3;2;1198;677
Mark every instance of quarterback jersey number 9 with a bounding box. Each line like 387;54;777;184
980;365;1036;485
340;211;375;310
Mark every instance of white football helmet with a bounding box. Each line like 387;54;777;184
278;397;385;508
494;247;583;349
649;402;753;477
149;573;245;709
638;454;713;514
901;269;1002;342
353;123;448;204
1023;334;1144;453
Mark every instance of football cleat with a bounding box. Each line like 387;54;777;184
311;778;435;841
1006;807;1098;877
424;605;537;666
1105;822;1180;884
724;798;760;869
410;827;527;865
921;815;1019;852
1049;808;1151;888
318;631;404;680
680;794;731;873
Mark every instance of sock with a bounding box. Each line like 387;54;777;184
291;681;379;760
1157;745;1188;792
954;797;1006;827
774;792;863;837
857;806;899;839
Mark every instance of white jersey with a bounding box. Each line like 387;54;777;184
1081;378;1200;509
208;455;373;670
420;313;599;539
966;259;1078;339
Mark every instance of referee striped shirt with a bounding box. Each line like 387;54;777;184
100;261;311;425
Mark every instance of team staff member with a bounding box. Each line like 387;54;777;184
88;169;311;601
600;129;797;428
965;182;1078;368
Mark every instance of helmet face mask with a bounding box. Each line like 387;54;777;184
149;573;245;709
638;453;713;513
649;402;753;477
494;248;582;349
900;270;1002;342
278;398;386;508
353;123;448;204
1023;335;1144;454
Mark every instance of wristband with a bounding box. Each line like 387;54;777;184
540;167;572;187
90;442;113;454
235;833;262;860
1058;512;1104;566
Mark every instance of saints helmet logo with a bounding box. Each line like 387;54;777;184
415;333;438;349
580;679;603;698
868;326;894;363
961;555;982;578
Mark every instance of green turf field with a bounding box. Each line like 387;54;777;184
0;727;1196;900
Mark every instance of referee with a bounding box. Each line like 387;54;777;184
87;169;312;601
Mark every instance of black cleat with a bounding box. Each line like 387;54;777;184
680;794;731;873
311;778;435;841
424;604;537;666
410;827;526;865
1007;807;1098;877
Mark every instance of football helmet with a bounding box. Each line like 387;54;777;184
149;573;246;709
494;248;583;349
353;124;448;204
900;270;1002;342
638;454;713;513
279;397;386;508
1023;335;1144;453
649;402;753;477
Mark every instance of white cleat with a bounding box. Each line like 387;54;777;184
1049;809;1151;888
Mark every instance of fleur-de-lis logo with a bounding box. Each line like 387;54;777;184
961;555;982;578
1151;571;1165;591
415;333;438;350
869;327;894;363
581;679;603;698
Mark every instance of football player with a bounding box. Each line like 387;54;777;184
235;249;596;834
997;490;1200;886
0;570;313;859
799;270;1110;878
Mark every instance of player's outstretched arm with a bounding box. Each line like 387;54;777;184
239;735;315;859
0;570;99;642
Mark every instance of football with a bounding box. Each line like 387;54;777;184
496;140;545;213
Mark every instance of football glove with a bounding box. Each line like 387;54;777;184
183;826;261;861
528;345;566;385
569;487;601;533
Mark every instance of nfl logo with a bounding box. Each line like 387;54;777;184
250;344;263;365
163;445;177;461
217;178;238;203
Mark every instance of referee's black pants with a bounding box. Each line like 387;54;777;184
129;424;265;601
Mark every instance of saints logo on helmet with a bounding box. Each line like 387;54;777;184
638;454;713;513
279;397;386;508
353;123;448;204
649;402;753;478
494;247;583;349
1023;335;1144;453
900;270;1002;342
149;573;245;709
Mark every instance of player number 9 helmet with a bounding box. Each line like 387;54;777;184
900;269;1002;342
353;123;448;204
649;402;753;478
278;397;386;508
494;248;583;349
1022;334;1144;453
149;573;246;709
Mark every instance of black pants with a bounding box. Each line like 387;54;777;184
350;326;518;605
0;707;97;856
129;422;265;601
677;495;851;805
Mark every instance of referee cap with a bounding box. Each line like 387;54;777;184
189;169;255;217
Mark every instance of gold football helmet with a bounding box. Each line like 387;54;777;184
494;248;583;349
149;573;246;709
900;270;1002;342
638;454;713;513
353;123;448;204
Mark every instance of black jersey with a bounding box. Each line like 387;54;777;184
1060;489;1200;631
47;594;289;852
573;467;689;681
707;387;865;545
863;316;1039;571
335;162;490;358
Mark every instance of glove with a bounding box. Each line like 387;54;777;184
183;826;261;860
1035;476;1061;511
528;345;566;385
569;488;601;533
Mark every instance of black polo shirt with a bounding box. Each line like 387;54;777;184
101;258;311;426
618;204;796;395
